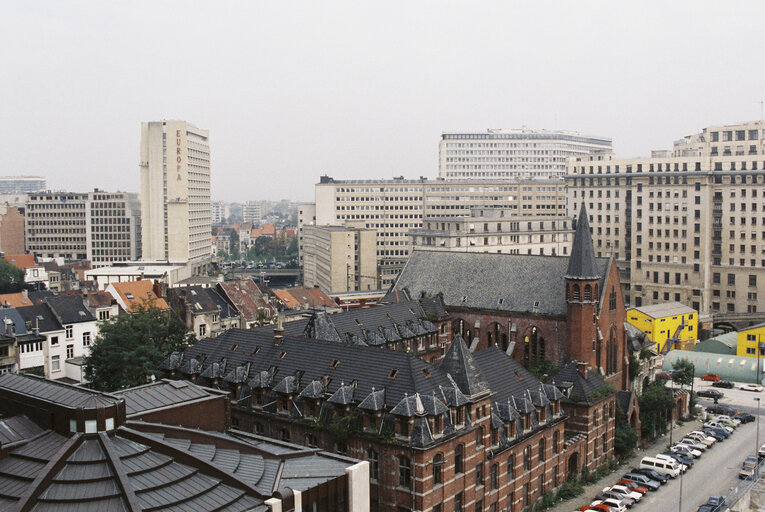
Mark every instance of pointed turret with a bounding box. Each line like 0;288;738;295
566;203;598;280
437;334;490;399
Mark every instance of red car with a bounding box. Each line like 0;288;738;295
617;479;648;494
701;373;721;382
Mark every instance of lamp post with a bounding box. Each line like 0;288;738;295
756;397;761;479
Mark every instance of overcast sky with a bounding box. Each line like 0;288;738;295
2;1;765;202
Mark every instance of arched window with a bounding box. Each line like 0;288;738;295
433;453;443;484
553;431;559;453
584;284;592;301
573;284;580;301
524;326;545;366
523;446;532;471
566;284;570;300
455;444;464;473
538;438;546;462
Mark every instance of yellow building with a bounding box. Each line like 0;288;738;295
736;323;765;357
627;302;698;353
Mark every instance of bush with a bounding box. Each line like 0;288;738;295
614;423;638;459
556;477;584;501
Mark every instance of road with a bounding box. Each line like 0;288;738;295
633;378;764;511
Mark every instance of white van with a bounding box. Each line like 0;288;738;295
655;454;687;472
640;456;681;477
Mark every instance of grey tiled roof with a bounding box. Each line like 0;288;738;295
15;303;63;333
0;373;120;409
0;415;43;445
44;294;96;324
115;379;224;416
566;204;599;279
391;250;609;317
437;334;490;398
552;362;611;403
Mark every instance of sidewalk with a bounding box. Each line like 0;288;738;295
547;418;704;512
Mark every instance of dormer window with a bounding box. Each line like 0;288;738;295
330;359;340;369
387;369;398;379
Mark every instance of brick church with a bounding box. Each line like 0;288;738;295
389;204;628;390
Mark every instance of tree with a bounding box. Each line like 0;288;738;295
84;300;195;392
0;259;24;286
638;382;675;439
672;358;694;387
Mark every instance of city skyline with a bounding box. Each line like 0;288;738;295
2;1;765;202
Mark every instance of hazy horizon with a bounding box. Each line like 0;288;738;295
3;1;765;202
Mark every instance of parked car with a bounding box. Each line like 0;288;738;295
740;383;764;392
622;472;661;490
676;438;707;452
715;414;741;426
659;452;693;469
701;373;721;381
759;444;765;459
580;504;613;512
617;479;648;494
630;468;669;484
671;444;702;458
697;506;716;512
706;404;737;416
697;389;724;399
705;495;725;512
686;431;716;447
703;428;728;441
737;413;756;423
740;456;758;479
704;421;734;434
590;500;627;512
711;417;738;429
595;490;634;508
640;456;681;477
712;380;735;389
610;484;643;502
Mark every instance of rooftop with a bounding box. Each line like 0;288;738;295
108;280;169;311
0;372;120;409
631;301;696;318
115;379;229;416
3;254;36;270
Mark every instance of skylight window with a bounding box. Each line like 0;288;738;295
126;293;134;300
330;359;340;369
230;344;238;352
388;369;399;379
278;351;287;360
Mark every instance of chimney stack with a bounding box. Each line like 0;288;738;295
577;361;588;379
273;315;284;345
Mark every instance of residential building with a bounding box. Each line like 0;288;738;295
217;279;275;328
164;326;614;512
297;202;316;267
0;372;369;512
25;191;88;260
302;225;377;293
389;205;628;390
140;120;212;272
2;307;47;375
311;175;567;287
86;189;141;267
626;302;698;353
3;254;47;289
0;176;46;194
0;203;25;254
410;208;574;255
105;280;169;312
15;302;66;379
243;200;262;224
439;128;612;180
0;291;36;308
273;286;335;310
43;294;98;383
211;200;229;224
566;120;765;315
168;285;241;338
0;331;15;374
84;290;120;322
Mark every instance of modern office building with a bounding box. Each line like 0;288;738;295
410;208;574;256
566;120;765;316
310;175;567;287
302;225;377;293
242;200;262;224
86;190;141;267
439;128;612;180
25;192;88;260
140;120;212;272
297;202;316;268
24;190;141;266
0;176;46;194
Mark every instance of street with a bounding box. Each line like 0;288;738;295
633;378;763;511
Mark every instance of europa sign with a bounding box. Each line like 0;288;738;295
176;129;183;180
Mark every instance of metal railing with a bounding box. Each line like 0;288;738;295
719;457;765;510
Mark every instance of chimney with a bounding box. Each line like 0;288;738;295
577;361;588;379
273;315;284;345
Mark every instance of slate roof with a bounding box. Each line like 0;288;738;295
44;294;97;324
217;280;274;321
0;372;120;409
390;251;609;317
0;308;30;337
173;285;239;319
566;204;599;279
438;334;490;398
551;362;612;403
472;347;548;405
115;379;225;416
0;415;43;445
15;303;64;334
301;298;442;346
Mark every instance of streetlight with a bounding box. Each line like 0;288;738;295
756;397;761;479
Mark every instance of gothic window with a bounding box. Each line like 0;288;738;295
584;284;592;301
573;284;581;301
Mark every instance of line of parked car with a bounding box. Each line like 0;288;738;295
577;407;743;512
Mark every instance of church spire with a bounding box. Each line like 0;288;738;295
566;203;598;279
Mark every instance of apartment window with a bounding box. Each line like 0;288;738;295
82;332;91;347
433;453;443;484
51;355;60;372
50;336;58;346
728;274;736;285
713;273;721;284
750;275;757;287
454;492;463;512
199;324;207;337
66;344;74;359
98;310;110;321
65;325;73;339
399;456;411;488
368;448;379;480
